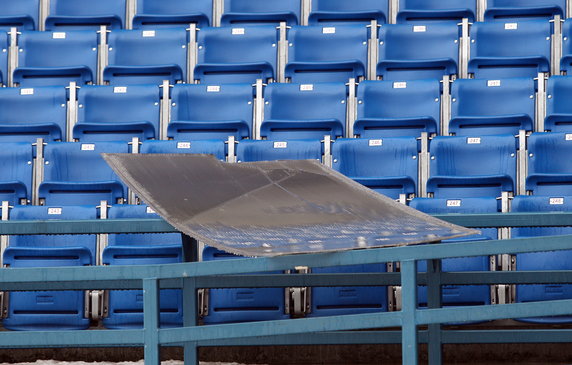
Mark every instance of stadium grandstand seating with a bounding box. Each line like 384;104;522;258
104;28;188;85
0;0;38;30
168;83;254;141
377;22;460;81
44;0;126;30
355;79;441;137
308;0;388;25
14;30;99;87
468;20;552;79
0;142;34;205
221;0;300;26
485;0;566;21
261;82;347;140
526;132;572;196
2;205;97;330
236;139;322;163
512;195;572;323
285;24;369;83
132;0;211;29
102;205;184;329
397;0;476;23
546;75;572;132
449;77;536;136
75;84;161;142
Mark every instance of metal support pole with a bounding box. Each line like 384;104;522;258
427;259;443;365
67;82;78;142
368;20;378;80
97;26;108;85
346;78;357;137
301;0;311;26
278;22;288;83
188;24;198;84
552;15;563;76
183;277;199;365
536;73;547;132
7;28;18;87
401;259;418;365
143;278;161;365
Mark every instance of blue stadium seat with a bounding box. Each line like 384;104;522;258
140;140;227;161
546;76;572;132
261;82;346;140
39;141;129;205
427;135;517;198
202;247;289;324
0;0;38;30
0;142;34;205
331;137;419;199
14;30;99;87
308;0;388;25
222;0;300;26
45;0;126;30
237;140;322;162
512;195;572;324
168;83;254;141
559;20;572;76
355;79;441;138
449;77;536;136
485;0;565;21
0;86;67;142
377;23;460;81
397;0;476;23
526;132;572;196
468;20;552;79
307;263;388;318
411;197;496;308
74;84;161;142
2;205;97;331
285;25;369;83
133;0;211;29
102;205;183;329
195;26;279;84
104;28;188;85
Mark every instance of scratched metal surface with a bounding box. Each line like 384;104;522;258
103;154;478;257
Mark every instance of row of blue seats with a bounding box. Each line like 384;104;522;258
0;19;567;87
0;0;566;31
2;132;572;206
4;194;572;330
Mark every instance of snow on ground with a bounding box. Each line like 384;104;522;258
0;362;262;365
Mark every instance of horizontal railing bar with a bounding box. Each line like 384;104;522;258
0;329;143;348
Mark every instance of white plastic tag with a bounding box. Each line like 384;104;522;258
300;84;314;91
20;88;34;95
53;32;66;39
323;27;336;34
413;25;426;32
142;30;156;37
207;85;221;92
467;137;481;144
113;86;127;94
505;23;518;30
81;144;95;151
369;139;383;147
177;142;191;149
48;207;62;215
146;206;156;214
274;141;288;149
550;197;564;205
566;134;572;141
393;82;407;89
487;80;501;87
447;200;462;207
232;28;245;35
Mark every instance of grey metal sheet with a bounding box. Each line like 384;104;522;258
103;154;478;257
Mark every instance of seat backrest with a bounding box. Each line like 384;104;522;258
512;195;572;237
47;0;126;29
485;0;565;21
399;0;476;15
310;0;388;24
546;76;572;132
429;135;517;178
76;84;161;140
0;142;34;203
527;132;572;175
137;0;212;16
43;141;128;182
140;140;227;160
170;83;254;137
222;0;301;25
9;205;98;261
0;86;68;142
0;0;39;30
237;140;323;162
356;79;441;137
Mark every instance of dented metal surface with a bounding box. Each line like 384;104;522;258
103;154;477;257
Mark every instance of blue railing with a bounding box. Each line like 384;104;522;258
1;213;572;364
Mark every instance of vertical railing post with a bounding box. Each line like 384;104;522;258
183;277;199;365
144;278;161;365
427;259;443;365
401;259;418;365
